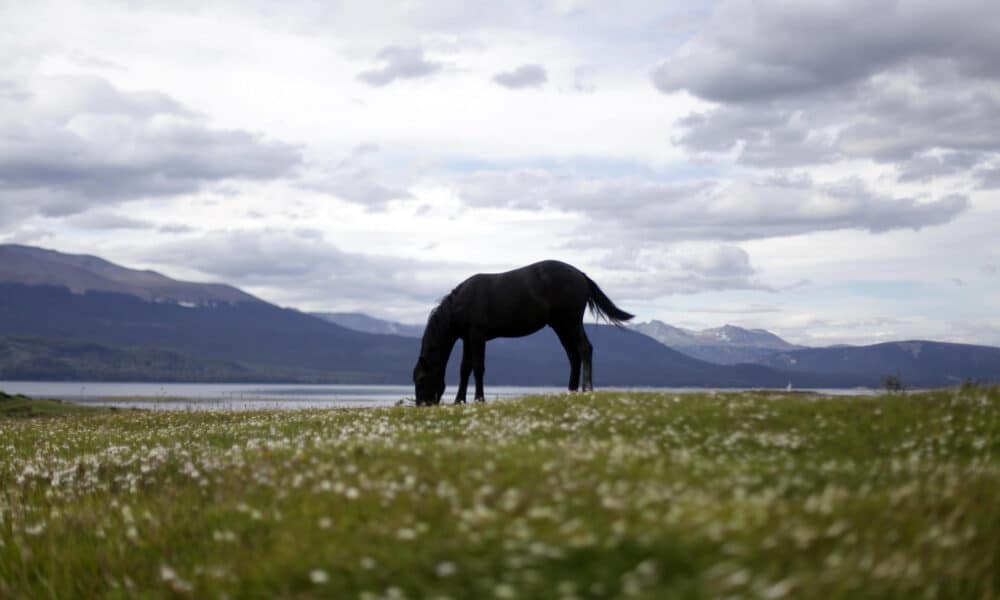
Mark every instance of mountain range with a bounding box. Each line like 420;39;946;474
630;320;802;364
0;244;255;305
315;310;806;367
1;244;998;388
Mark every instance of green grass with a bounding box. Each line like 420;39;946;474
2;388;999;598
0;390;110;419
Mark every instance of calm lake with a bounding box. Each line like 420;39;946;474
0;381;878;411
0;381;568;410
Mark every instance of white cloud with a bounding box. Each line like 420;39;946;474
453;169;968;240
134;227;475;322
0;74;301;226
1;0;997;345
297;144;413;211
594;243;775;298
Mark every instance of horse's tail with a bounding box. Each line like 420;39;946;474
585;276;634;326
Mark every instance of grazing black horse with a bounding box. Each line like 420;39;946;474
412;260;633;406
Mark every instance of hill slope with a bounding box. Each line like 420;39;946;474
0;282;787;387
0;244;256;304
313;312;424;338
0;282;416;383
0;335;259;382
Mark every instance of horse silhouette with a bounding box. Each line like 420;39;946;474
413;260;633;405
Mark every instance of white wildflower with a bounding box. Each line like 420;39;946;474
25;522;46;536
213;530;237;543
435;561;457;577
309;569;329;584
160;565;178;582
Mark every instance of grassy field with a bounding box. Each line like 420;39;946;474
0;390;111;419
2;388;998;599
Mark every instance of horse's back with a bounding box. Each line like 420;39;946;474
488;261;587;300
455;260;589;338
506;259;583;279
496;261;590;328
489;260;584;290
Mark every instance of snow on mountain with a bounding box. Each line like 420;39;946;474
312;312;424;338
631;320;801;365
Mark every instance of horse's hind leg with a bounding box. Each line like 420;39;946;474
578;323;594;391
553;322;583;391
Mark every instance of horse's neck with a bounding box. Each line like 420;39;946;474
423;332;457;367
423;304;459;364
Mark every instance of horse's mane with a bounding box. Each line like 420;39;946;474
423;288;458;342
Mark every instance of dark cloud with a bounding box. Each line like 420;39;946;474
158;224;196;235
0;79;31;102
674;106;838;167
0;75;302;223
356;46;442;86
836;76;1000;162
685;303;787;315
897;151;982;183
653;1;1000;103
320;177;410;209
655;1;1000;177
455;169;968;241
67;212;154;230
974;165;1000;189
493;64;548;89
671;73;1000;170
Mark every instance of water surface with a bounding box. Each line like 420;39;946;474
0;381;564;410
0;381;876;411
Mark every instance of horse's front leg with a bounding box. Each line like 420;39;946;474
455;341;473;404
470;337;487;402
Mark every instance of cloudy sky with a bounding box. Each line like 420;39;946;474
2;0;999;346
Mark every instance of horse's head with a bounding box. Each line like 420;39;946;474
413;355;445;406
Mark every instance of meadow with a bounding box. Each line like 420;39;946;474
2;387;998;599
